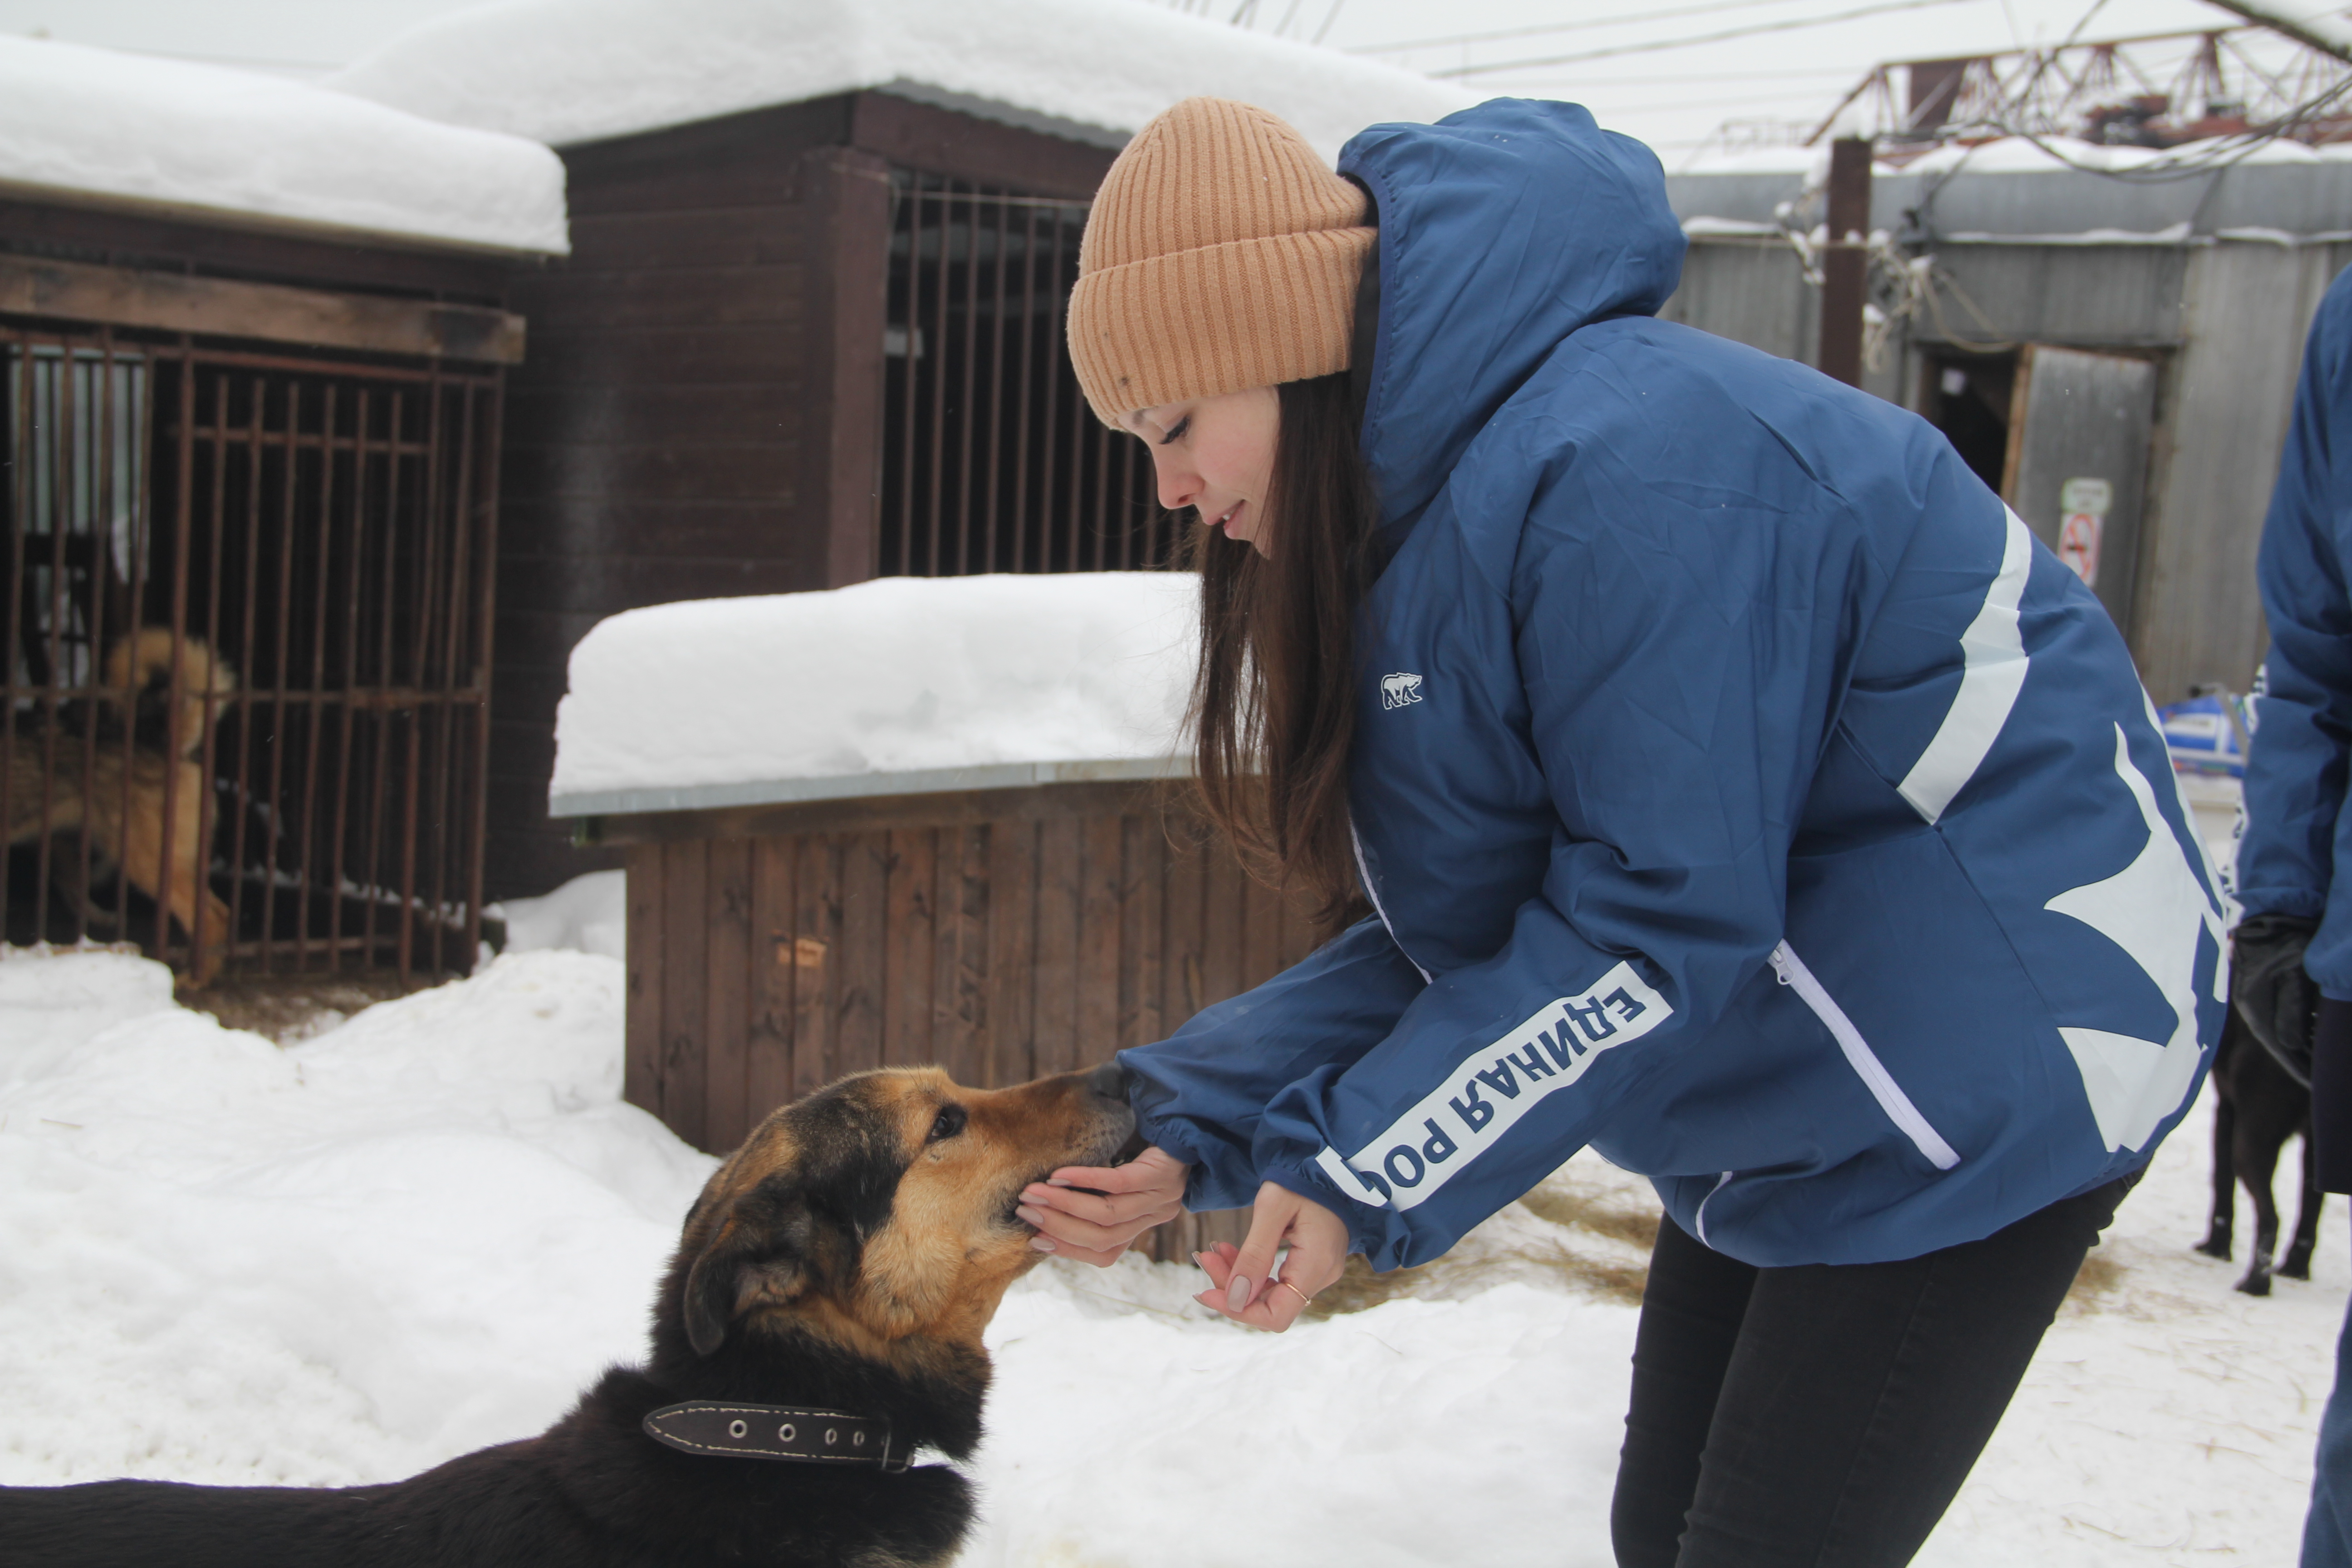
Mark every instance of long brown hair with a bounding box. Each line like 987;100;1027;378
1185;372;1380;930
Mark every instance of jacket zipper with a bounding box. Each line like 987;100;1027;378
1769;941;1961;1171
1695;1170;1735;1246
1351;823;1433;983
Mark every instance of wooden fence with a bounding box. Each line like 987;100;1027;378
593;778;1326;1260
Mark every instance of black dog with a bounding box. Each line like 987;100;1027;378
0;1063;1134;1567
2198;1005;2323;1295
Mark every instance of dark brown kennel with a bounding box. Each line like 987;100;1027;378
576;776;1323;1258
2;197;530;983
491;89;1166;902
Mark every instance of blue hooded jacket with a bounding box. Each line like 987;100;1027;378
2239;265;2352;991
1119;100;2228;1272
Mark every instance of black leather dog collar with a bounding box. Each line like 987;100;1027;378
642;1402;912;1472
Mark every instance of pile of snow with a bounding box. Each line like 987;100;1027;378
0;36;567;255
491;869;627;960
548;573;1200;815
0;947;707;1484
0;943;2335;1563
329;0;1477;161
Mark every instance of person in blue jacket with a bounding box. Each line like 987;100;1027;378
1023;96;2225;1566
2234;261;2352;1567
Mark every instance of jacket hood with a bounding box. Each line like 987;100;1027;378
1339;99;1686;532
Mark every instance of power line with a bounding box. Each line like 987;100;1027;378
1347;0;1842;57
1516;65;1861;84
1594;86;1871;113
1428;0;1986;78
2203;0;2352;65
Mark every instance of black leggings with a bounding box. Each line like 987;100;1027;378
1610;1175;2133;1568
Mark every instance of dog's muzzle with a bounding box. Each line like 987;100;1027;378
1083;1059;1130;1105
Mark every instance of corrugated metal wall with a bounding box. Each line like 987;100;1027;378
1661;227;2352;700
2137;240;2352;700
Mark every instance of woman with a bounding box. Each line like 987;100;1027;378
1019;96;2225;1567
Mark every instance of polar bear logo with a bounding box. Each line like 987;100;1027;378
1381;672;1425;710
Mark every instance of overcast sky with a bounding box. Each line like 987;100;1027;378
0;0;2328;156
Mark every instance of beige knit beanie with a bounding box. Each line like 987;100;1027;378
1068;97;1374;426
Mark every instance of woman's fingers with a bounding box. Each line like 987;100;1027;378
1187;1189;1351;1332
1019;1145;1189;1266
1279;1205;1351;1302
1261;1269;1313;1330
1026;1149;1186;1224
1021;1181;1167;1227
1045;1145;1189;1195
1220;1183;1303;1313
1019;1197;1181;1258
1191;1275;1305;1330
1193;1241;1238;1292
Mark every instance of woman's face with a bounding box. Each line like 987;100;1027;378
1124;387;1279;556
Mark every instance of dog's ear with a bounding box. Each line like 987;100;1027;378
682;1187;817;1357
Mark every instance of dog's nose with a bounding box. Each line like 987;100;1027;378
1084;1060;1130;1105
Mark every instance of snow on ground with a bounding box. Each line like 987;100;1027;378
0;947;707;1488
330;0;1477;162
0;942;2338;1564
0;35;567;255
549;573;1198;813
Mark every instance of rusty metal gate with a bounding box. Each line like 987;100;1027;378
3;320;499;983
882;173;1169;578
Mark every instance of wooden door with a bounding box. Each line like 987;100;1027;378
2001;345;2158;639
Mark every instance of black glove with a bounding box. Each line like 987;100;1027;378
2234;912;2321;1088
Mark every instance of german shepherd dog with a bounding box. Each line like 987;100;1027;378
0;1062;1136;1566
4;628;235;984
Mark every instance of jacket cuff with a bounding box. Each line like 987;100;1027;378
2237;888;2329;922
1133;1107;1264;1215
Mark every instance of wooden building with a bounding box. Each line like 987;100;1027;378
0;39;564;982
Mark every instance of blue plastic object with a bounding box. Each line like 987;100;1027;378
2156;693;2249;778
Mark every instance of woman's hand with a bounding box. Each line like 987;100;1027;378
1017;1145;1191;1266
1192;1181;1350;1332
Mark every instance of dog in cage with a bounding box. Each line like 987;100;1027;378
5;628;236;985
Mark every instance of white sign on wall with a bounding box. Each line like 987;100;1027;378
2058;475;2112;588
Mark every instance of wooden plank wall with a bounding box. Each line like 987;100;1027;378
623;786;1323;1261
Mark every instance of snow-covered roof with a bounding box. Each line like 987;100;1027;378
0;35;568;256
548;573;1200;818
330;0;1477;162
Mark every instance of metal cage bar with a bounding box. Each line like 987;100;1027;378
1;318;500;984
878;172;1164;581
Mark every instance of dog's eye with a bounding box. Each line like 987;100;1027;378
927;1104;967;1143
